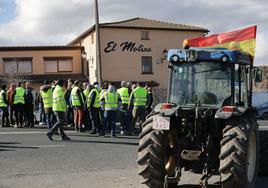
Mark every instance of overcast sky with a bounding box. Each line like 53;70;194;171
0;0;267;65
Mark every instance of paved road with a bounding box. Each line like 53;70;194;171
0;123;268;188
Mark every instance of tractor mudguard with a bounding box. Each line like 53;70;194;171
215;106;248;119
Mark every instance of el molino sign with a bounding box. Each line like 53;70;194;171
104;41;152;53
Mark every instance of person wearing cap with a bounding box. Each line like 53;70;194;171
12;82;25;128
128;81;148;134
87;82;103;135
0;85;9;127
71;80;84;132
100;82;121;138
117;81;131;135
40;80;54;130
46;80;70;141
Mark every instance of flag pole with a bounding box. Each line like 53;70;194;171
94;0;102;84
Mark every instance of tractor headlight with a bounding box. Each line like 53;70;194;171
221;56;229;62
170;55;179;63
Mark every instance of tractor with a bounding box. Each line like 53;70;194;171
137;48;268;188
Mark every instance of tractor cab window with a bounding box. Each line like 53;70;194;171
169;62;232;107
235;64;249;106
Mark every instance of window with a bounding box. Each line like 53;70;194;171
3;57;32;74
44;57;73;73
141;31;150;40
141;56;153;74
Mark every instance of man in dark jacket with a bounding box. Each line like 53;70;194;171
64;79;74;127
24;82;36;127
87;82;103;135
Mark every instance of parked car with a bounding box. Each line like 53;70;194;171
256;102;268;120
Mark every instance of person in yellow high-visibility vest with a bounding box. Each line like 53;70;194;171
117;81;131;135
82;82;92;131
87;82;103;135
71;80;84;132
46;80;70;141
128;81;148;134
100;82;121;138
12;82;25;128
40;80;53;130
0;85;9;127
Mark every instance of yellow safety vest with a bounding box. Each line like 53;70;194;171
52;85;66;112
117;87;129;104
133;87;147;107
14;87;25;104
104;91;119;109
88;88;100;108
0;90;7;107
71;86;84;107
83;88;90;101
41;88;53;109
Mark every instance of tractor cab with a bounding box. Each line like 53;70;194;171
167;48;260;109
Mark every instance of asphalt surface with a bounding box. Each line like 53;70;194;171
0;122;268;188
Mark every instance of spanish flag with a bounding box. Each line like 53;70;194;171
184;25;257;57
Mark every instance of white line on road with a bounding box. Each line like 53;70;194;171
0;131;76;135
32;145;68;148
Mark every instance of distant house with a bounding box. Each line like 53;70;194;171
0;46;87;89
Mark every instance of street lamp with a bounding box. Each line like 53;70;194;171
82;50;87;59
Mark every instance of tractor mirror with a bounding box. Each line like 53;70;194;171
254;68;262;82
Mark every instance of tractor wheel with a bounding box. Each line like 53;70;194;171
137;115;178;188
258;130;268;176
219;118;259;188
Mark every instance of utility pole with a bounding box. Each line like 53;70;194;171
94;0;102;84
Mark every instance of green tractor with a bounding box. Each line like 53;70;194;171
137;48;267;188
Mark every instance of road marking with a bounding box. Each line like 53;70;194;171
32;145;68;148
0;131;76;135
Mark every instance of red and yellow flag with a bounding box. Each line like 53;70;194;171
184;25;257;57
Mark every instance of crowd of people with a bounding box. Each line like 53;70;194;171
0;79;153;140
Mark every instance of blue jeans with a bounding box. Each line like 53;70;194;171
45;111;53;129
103;110;117;136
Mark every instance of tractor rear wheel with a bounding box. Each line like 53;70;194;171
137;114;178;188
258;130;268;176
219;117;259;188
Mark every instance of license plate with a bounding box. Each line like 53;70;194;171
153;115;170;130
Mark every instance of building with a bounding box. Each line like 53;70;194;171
0;17;208;102
0;46;87;89
69;17;208;102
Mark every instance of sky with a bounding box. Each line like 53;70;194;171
0;0;267;65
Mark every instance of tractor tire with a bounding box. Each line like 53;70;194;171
137;115;170;188
258;130;268;176
219;117;259;188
